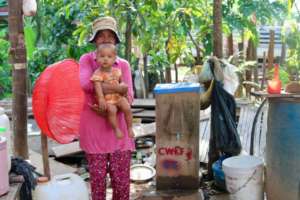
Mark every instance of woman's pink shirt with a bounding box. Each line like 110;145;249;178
79;51;135;154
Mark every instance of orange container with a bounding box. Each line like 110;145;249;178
267;64;281;94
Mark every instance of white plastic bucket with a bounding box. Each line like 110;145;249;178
223;155;264;200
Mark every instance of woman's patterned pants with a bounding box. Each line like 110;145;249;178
86;150;131;200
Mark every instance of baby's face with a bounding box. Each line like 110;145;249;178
96;48;116;68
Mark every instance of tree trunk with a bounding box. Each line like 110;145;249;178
8;0;28;159
187;29;202;65
125;13;132;64
159;70;165;83
213;0;223;58
143;54;149;98
208;0;223;180
268;30;275;69
174;63;178;83
227;33;234;57
165;67;172;83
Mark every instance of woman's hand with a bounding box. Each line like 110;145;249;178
117;83;128;95
89;103;107;117
98;98;107;112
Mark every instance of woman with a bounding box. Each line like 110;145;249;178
79;16;135;200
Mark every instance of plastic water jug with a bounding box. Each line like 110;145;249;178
0;136;9;196
267;64;281;94
33;173;89;200
0;127;10;172
0;107;11;170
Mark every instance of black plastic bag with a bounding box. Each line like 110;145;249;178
210;80;242;156
10;157;37;200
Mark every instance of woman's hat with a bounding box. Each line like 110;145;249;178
89;16;121;43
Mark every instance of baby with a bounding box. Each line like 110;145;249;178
91;44;134;139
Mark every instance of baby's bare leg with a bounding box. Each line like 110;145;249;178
106;104;123;139
117;97;134;138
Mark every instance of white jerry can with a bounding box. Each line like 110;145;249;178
33;173;89;200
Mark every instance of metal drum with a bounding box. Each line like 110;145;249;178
266;97;300;200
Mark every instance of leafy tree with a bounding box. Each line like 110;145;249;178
0;28;11;98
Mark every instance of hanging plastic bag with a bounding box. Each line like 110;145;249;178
221;59;239;96
23;0;37;16
198;57;224;110
210;80;242;156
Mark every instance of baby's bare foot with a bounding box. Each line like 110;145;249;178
128;128;135;138
115;128;124;139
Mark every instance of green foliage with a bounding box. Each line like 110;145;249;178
223;0;289;46
27;0;96;85
0;0;292;98
0;28;11;98
285;21;300;79
24;25;37;59
0;0;7;7
267;67;290;86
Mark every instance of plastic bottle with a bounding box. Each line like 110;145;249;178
0;127;10;171
0;136;9;196
267;64;282;94
0;107;11;170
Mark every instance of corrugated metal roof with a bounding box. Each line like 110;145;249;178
0;12;7;17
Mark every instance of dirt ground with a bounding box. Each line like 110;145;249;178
27;119;230;200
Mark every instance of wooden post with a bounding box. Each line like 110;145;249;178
261;52;267;90
213;0;223;58
8;0;29;159
143;54;149;98
41;133;51;179
280;42;286;66
155;83;200;190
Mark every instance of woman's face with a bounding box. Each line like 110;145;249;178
94;30;117;46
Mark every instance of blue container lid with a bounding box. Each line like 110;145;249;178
154;82;202;94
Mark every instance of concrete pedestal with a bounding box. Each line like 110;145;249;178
154;83;201;190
